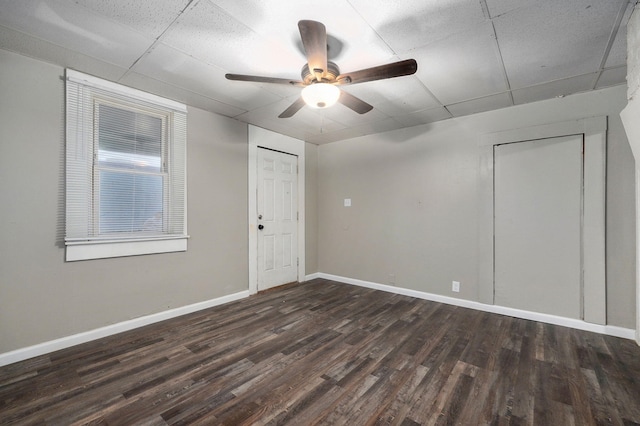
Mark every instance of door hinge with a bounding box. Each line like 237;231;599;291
297;258;299;266
297;211;299;221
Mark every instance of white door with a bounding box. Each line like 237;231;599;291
494;135;583;319
257;148;298;291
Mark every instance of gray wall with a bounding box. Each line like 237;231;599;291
624;3;639;340
0;50;249;353
628;5;640;100
305;143;319;274
317;84;636;328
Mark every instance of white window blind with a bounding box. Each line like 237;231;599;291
65;70;188;261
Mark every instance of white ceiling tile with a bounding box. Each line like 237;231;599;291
412;22;508;104
347;0;486;52
511;73;597;105
282;106;348;134
374;94;439;118
132;43;287;110
605;31;627;69
446;92;512;117
306;118;407;145
162;0;394;79
319;102;392;127
392;107;453;127
0;0;154;68
605;2;634;68
0;25;129;82
342;76;440;113
211;0;394;71
162;0;283;73
306;129;362;145
493;0;622;89
485;0;530;18
347;116;406;137
73;0;190;39
236;114;309;141
119;71;246;118
595;66;627;89
238;97;346;133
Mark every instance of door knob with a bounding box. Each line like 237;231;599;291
258;224;264;230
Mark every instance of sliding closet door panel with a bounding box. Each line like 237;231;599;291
494;135;583;318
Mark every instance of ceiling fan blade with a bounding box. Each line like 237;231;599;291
338;90;373;114
278;97;306;118
298;20;328;81
336;59;418;85
225;73;304;86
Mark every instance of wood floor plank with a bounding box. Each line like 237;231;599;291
1;279;640;425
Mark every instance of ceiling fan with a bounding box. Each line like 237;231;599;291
225;20;418;118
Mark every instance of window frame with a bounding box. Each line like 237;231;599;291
65;69;188;261
93;97;169;237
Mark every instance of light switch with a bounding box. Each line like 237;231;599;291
344;198;351;207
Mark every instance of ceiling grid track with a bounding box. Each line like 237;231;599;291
120;0;202;82
592;0;632;90
481;0;515;106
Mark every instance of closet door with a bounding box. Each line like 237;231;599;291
494;135;583;318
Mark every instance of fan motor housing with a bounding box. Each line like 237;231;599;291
301;61;340;85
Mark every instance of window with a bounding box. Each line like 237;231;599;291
65;70;188;261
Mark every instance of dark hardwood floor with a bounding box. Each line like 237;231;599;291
2;279;640;425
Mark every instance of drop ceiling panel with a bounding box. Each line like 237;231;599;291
606;33;627;69
347;0;486;52
0;25;129;83
596;66;628;89
212;0;395;72
319;102;393;127
485;0;531;18
236;97;347;140
446;92;512;117
161;0;286;74
119;71;246;118
0;0;154;68
242;98;344;130
281;105;348;135
374;88;442;117
411;22;509;104
132;44;286;111
307;117;407;145
511;73;597;105
392;107;453;127
339;77;440;112
493;0;621;89
73;0;191;39
605;2;635;68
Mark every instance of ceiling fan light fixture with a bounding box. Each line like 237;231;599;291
301;83;340;109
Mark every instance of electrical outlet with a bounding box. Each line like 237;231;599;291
452;281;460;292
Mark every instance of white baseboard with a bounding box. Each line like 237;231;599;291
304;272;321;281
0;290;251;368
3;274;634;368
317;273;636;341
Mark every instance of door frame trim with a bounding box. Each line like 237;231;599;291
248;125;305;295
478;116;607;324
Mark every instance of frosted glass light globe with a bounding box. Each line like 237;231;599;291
301;83;340;109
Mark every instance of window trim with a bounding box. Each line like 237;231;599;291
66;237;188;262
65;70;188;261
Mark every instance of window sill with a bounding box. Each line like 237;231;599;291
65;236;188;261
